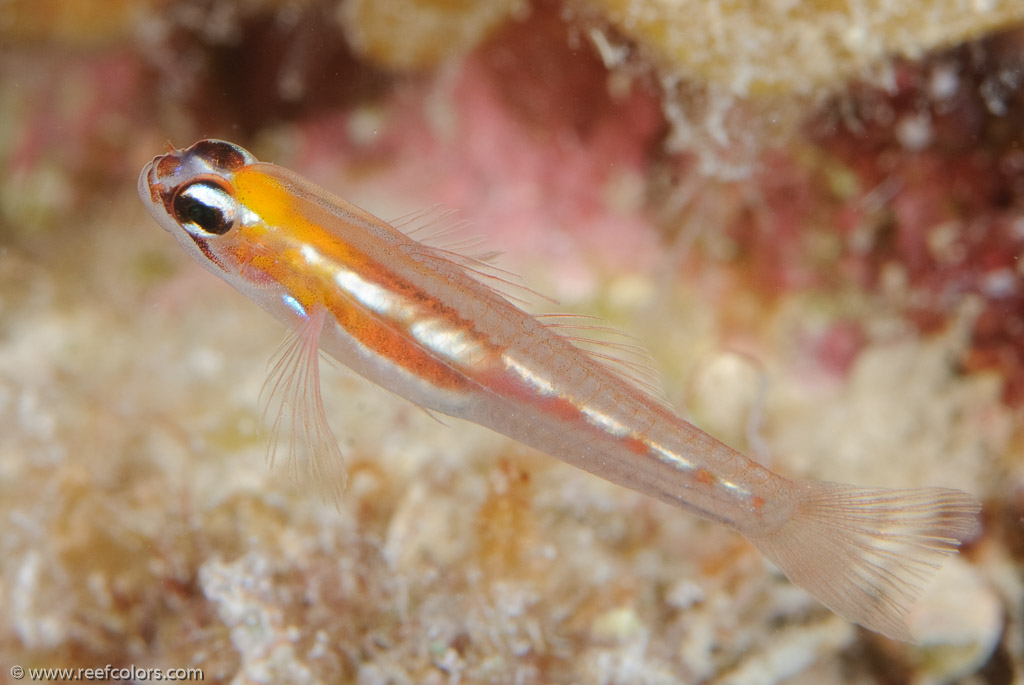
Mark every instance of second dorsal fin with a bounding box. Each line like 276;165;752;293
537;313;673;410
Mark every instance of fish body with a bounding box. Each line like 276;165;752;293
140;140;981;642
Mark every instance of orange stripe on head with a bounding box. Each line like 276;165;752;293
230;165;487;391
232;165;363;268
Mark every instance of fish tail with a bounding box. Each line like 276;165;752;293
746;481;981;641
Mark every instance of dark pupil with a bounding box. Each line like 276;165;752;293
185;200;222;231
173;184;233;235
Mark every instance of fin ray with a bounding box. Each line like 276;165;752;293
259;305;348;502
537;313;674;409
747;481;981;641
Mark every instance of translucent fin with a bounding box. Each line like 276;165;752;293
259;166;546;307
391;204;495;258
747;482;981;642
259;305;348;501
390;205;554;307
397;209;669;404
418;406;449;426
537;313;673;409
403;242;552;308
391;204;503;263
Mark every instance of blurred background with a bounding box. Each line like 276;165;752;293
1;1;1023;682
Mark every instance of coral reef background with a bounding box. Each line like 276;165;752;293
1;1;1023;682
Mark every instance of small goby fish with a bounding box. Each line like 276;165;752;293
140;139;980;642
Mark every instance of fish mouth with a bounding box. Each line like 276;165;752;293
137;150;184;230
137;160;157;204
138;158;183;240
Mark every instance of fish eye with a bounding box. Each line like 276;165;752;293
172;180;236;236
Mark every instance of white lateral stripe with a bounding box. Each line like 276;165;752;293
301;243;323;265
581;405;629;436
410;318;484;362
503;354;558;395
650;440;695;472
719;479;751;499
335;268;395;316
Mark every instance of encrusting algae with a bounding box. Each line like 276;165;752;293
1;0;1021;682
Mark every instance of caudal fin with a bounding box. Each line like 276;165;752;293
747;482;981;642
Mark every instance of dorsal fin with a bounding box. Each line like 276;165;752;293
391;205;554;307
390;205;499;263
536;313;674;409
391;207;670;407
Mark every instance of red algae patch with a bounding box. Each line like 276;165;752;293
651;31;1024;406
818;35;1024;405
